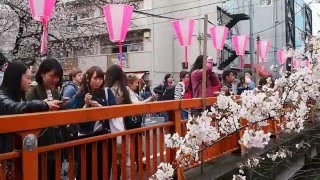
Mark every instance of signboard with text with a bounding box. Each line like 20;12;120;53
108;53;129;68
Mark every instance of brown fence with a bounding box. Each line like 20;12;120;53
0;97;244;180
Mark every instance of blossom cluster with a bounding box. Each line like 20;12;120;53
153;36;320;180
149;163;174;180
266;149;293;161
240;129;271;149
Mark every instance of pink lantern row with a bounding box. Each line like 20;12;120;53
28;2;134;69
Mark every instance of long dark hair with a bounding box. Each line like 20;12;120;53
0;62;28;101
188;55;204;91
105;65;131;104
80;66;104;96
35;58;63;87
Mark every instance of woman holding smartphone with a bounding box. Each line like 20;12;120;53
70;66;115;179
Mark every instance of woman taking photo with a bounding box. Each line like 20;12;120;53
153;73;175;101
189;55;221;116
126;73;156;104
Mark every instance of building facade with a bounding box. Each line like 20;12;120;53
223;0;312;74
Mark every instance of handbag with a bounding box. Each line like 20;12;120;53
124;115;143;130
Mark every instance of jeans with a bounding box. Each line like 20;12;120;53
181;110;189;120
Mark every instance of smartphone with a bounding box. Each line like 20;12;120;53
58;98;70;106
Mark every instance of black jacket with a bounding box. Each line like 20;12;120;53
70;88;116;135
0;89;49;115
0;89;49;153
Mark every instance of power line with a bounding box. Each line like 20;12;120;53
138;0;208;12
133;10;176;20
133;0;281;21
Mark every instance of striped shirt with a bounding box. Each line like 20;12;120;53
174;82;185;100
46;89;53;101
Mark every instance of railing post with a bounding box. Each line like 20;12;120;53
168;108;184;179
12;134;22;179
17;130;40;180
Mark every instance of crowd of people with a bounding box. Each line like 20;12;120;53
150;55;273;119
0;53;274;179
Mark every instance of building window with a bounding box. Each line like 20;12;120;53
100;31;145;54
260;0;272;6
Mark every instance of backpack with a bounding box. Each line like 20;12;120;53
60;81;79;99
162;85;176;100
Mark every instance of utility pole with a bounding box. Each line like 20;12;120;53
202;15;208;111
249;0;254;76
200;14;208;174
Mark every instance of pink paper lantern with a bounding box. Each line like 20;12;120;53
172;19;195;68
103;4;134;68
277;50;287;65
258;41;270;67
232;35;248;68
209;26;229;50
292;59;301;70
28;0;56;54
305;59;310;68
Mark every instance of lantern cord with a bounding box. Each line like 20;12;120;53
41;18;48;55
119;41;123;68
238;56;243;69
185;46;188;65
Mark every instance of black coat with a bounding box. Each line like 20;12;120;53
0;89;49;153
0;89;49;115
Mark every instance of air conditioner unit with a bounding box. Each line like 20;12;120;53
144;31;150;38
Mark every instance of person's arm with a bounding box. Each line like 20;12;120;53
0;95;49;114
211;73;221;92
153;84;164;94
62;86;76;99
128;88;141;103
248;81;256;90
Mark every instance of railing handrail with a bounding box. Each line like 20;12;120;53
0;97;219;133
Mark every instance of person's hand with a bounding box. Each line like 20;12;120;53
45;100;61;111
84;93;93;105
151;94;159;101
89;100;102;107
221;86;228;92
